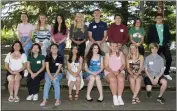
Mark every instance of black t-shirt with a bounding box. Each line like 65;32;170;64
45;55;63;73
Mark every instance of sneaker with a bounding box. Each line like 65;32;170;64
8;96;14;102
24;70;28;77
164;75;172;80
118;97;124;105
33;94;38;101
146;91;152;99
113;96;119;106
26;94;33;100
14;96;20;102
157;97;165;104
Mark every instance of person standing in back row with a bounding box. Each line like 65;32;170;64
70;13;88;57
108;14;128;56
85;9;109;56
147;13;172;80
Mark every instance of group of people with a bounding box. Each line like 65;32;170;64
4;9;173;106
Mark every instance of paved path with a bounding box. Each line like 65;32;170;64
1;88;176;110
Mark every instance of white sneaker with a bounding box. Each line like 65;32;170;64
24;70;28;77
118;97;124;105
26;94;33;100
33;94;38;101
113;96;119;106
164;75;172;80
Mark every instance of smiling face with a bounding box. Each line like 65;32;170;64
151;46;158;54
39;15;46;24
110;42;118;52
21;14;28;22
135;19;141;27
13;43;21;51
93;10;101;19
51;45;58;54
57;16;63;24
92;45;99;54
156;16;163;24
114;16;122;24
72;46;78;55
130;45;137;55
32;45;40;54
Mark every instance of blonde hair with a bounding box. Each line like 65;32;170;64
149;43;159;50
73;13;85;33
109;42;120;57
127;44;140;60
36;14;47;32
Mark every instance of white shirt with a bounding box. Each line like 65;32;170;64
5;53;27;71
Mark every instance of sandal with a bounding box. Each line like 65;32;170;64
55;100;61;106
14;96;20;102
135;97;141;103
68;94;73;101
40;101;47;107
132;98;137;104
74;93;79;100
8;96;14;102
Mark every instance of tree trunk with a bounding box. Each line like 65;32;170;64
121;1;128;26
157;0;164;16
139;1;145;22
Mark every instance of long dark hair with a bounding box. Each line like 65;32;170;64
133;18;142;27
68;45;80;63
29;43;42;57
10;40;24;54
48;43;59;57
53;15;67;35
86;43;102;67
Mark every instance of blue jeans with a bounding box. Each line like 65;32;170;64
58;42;66;67
43;72;63;99
21;36;32;56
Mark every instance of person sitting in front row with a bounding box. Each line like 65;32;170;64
144;43;167;104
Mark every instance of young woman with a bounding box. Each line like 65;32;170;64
51;14;68;66
26;43;45;101
5;40;27;102
17;12;33;55
127;44;144;104
33;14;51;56
40;44;63;106
66;45;84;101
70;13;88;57
129;18;145;56
84;43;104;102
104;42;126;106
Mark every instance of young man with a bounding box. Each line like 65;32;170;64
85;9;109;56
144;43;167;104
108;14;128;55
147;13;172;80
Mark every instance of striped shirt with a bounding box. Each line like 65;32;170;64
33;25;51;42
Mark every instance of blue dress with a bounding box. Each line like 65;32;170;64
83;55;104;79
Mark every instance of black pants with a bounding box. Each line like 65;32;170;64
138;45;145;56
27;71;44;95
71;41;86;57
158;46;172;75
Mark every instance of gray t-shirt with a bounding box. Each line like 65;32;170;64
144;54;164;77
69;24;88;40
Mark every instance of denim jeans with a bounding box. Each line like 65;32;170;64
43;72;63;99
58;42;66;67
21;36;32;56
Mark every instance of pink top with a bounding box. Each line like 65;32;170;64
104;54;122;76
51;27;68;43
17;23;33;37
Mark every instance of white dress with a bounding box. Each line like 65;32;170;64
66;61;84;90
